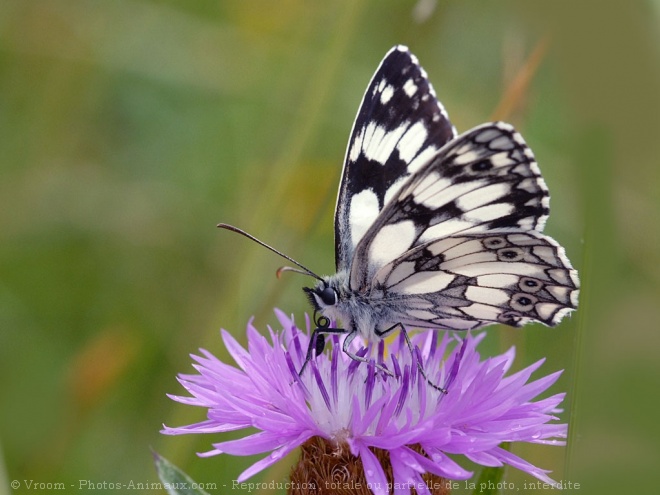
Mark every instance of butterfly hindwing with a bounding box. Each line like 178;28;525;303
349;122;550;291
334;46;456;273
374;232;579;329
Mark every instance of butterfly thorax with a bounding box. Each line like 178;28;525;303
305;270;397;342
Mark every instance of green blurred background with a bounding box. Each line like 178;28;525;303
1;1;658;494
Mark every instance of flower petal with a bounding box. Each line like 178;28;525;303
237;434;312;482
355;443;389;495
163;312;568;488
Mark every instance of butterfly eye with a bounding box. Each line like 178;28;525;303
319;287;337;306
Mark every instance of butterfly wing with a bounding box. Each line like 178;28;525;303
359;122;579;328
373;232;579;329
350;122;554;290
334;45;456;273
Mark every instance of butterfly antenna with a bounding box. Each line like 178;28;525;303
276;266;317;279
217;223;323;282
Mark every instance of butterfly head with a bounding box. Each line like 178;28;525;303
302;271;351;329
304;280;343;332
303;283;338;312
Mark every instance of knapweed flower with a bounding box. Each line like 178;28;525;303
162;310;567;495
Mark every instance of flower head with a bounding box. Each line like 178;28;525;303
162;310;567;494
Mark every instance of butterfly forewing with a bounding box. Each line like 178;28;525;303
334;45;456;273
349;122;551;291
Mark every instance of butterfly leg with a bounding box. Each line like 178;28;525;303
374;323;447;394
341;330;394;377
298;323;347;377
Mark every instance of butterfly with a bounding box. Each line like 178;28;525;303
219;45;579;386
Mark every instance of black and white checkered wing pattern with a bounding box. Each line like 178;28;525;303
349;122;552;290
361;122;579;328
334;45;456;273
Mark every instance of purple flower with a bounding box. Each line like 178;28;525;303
162;310;567;494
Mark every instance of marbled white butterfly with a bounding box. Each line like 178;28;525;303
220;45;579;384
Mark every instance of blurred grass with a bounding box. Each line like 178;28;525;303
1;1;659;494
